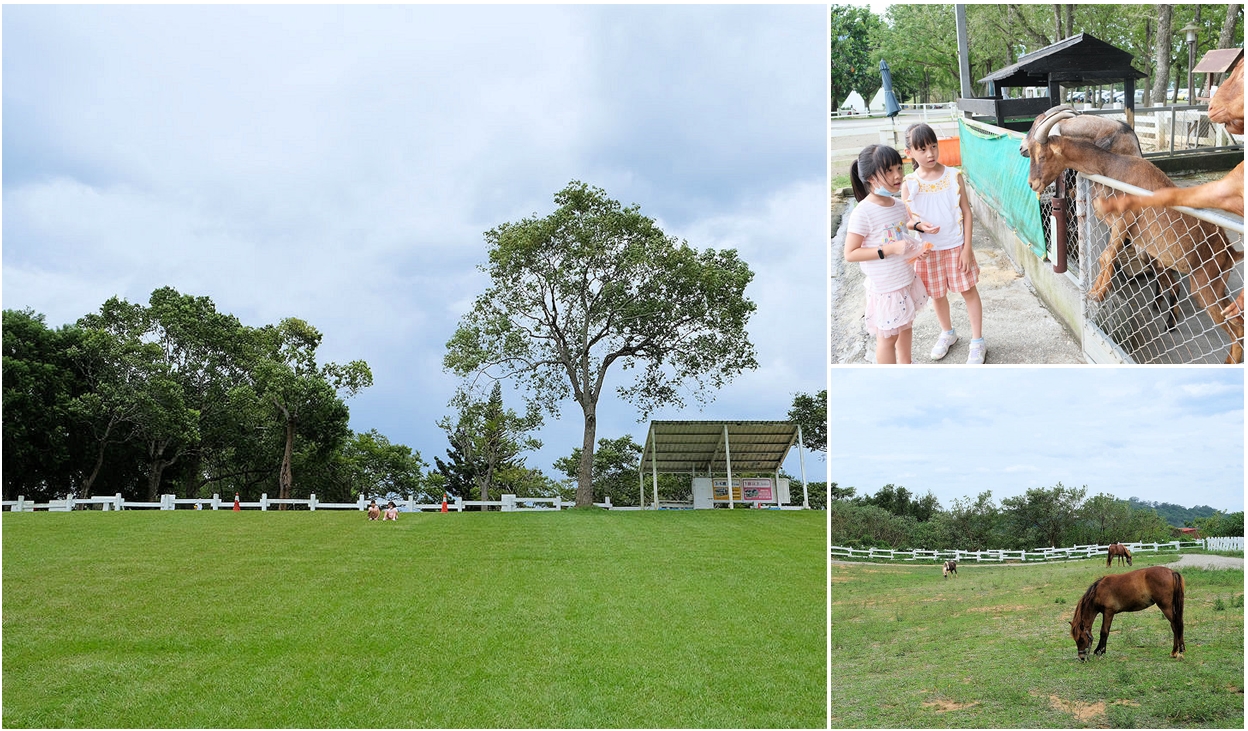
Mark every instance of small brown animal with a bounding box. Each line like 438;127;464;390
943;560;958;578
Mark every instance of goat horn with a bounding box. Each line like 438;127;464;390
1037;110;1078;144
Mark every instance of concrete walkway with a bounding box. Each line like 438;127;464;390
830;192;1084;364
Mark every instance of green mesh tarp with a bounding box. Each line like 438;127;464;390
958;118;1047;257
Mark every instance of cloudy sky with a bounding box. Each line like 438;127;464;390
831;368;1244;512
3;5;827;481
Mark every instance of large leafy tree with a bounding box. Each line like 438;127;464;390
342;429;429;503
445;182;757;507
787;390;827;455
2;310;84;500
249;318;372;502
434;382;542;508
830;5;886;110
1001;482;1088;549
553;434;644;506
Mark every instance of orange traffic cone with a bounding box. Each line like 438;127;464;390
441;493;448;513
233;493;241;511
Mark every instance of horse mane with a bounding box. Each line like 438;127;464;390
1072;577;1103;629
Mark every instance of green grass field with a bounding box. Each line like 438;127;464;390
832;553;1244;728
3;509;824;728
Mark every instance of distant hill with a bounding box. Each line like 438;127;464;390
1127;497;1222;527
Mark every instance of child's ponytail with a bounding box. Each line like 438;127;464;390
849;160;869;202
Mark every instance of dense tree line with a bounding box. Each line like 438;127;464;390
828;482;1240;551
831;4;1243;109
1126;497;1222;526
5;287;825;511
2;289;427;504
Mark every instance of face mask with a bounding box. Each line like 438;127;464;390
874;186;894;197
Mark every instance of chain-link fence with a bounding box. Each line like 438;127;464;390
1078;173;1244;363
1039;168;1081;275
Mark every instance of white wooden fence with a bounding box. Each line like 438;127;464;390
1200;536;1244;552
830;540;1208;563
2;493;612;513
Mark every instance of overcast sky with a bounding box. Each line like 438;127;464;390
831;368;1244;513
3;4;827;481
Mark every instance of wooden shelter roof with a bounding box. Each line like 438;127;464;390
979;33;1147;88
1193;48;1243;74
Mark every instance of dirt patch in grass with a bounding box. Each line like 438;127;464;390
921;699;980;712
1047;694;1106;724
965;604;1029;613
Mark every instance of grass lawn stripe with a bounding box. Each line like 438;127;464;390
831;553;1244;728
4;509;823;728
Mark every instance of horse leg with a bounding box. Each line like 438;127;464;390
1158;602;1184;658
1094;610;1115;656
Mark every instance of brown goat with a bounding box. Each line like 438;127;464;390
1028;111;1244;362
1098;56;1244;217
1094;56;1244;315
1024;107;1181;327
1208;55;1244;135
1020;104;1144;160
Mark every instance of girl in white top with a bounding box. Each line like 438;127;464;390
901;122;985;364
844;144;930;364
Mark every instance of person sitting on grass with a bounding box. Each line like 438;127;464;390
383;501;399;521
367;500;381;521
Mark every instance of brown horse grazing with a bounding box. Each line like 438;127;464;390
1069;566;1185;661
1106;543;1133;567
943;560;958;578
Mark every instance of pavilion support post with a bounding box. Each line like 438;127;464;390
723;424;734;510
638;464;644;510
650;425;659;510
797;424;809;509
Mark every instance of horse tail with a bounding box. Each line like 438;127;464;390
1172;570;1185;627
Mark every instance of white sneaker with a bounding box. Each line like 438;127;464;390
930;330;958;360
967;340;987;364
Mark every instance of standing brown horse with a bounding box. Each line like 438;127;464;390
1069;566;1185;661
1106;543;1133;567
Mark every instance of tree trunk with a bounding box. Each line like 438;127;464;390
1143;19;1153;105
1053;4;1063;41
1216;5;1242;58
1065;5;1074;38
82;444;107;497
279;417;295;505
576;403;597;508
1152;5;1174;105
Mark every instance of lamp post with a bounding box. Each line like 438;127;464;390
1180;21;1200;105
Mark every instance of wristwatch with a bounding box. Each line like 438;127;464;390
877;248;885;259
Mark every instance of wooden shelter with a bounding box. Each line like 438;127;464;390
1193;48;1244;102
958;33;1148;131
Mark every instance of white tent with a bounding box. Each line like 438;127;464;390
840;90;866;114
869;86;887;112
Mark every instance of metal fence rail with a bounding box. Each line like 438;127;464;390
830;540;1207;563
1077;173;1244;364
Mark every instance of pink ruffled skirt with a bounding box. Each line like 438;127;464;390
863;277;929;338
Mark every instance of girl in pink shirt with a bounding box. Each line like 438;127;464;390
844;144;930;363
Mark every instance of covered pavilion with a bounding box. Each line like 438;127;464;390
637;420;810;509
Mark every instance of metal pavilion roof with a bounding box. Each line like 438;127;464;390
638;420;801;476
